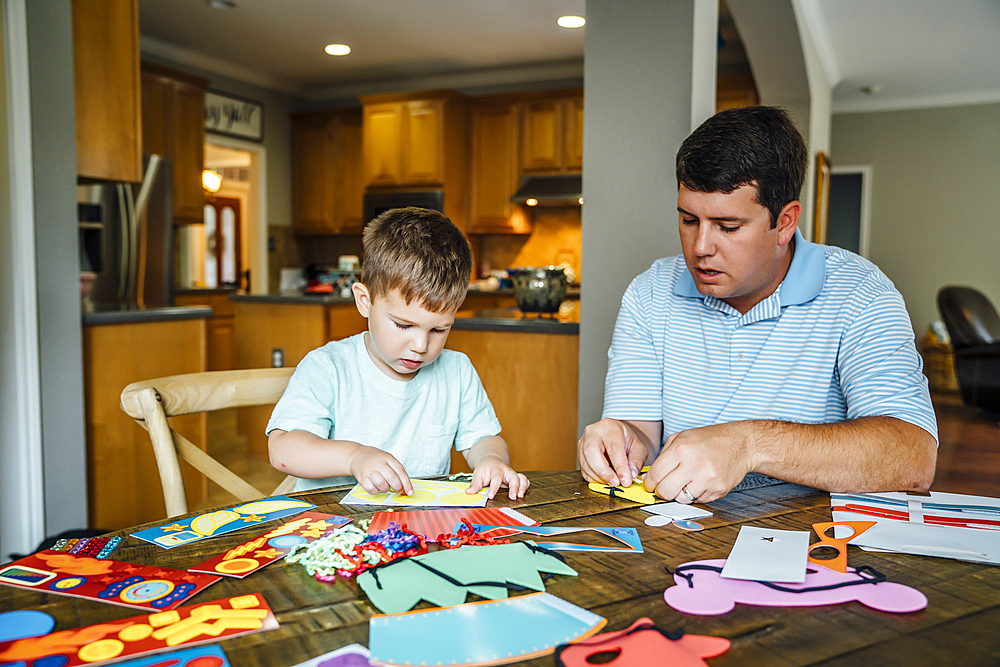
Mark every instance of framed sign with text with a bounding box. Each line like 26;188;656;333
205;90;264;142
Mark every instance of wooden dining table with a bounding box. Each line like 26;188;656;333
4;470;1000;666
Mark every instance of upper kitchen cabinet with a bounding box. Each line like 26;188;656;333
360;91;469;189
467;101;529;234
141;63;210;225
717;73;759;112
291;108;364;235
520;90;583;175
72;0;142;183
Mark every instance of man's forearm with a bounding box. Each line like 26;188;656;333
748;416;937;493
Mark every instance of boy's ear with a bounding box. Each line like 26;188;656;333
352;282;372;318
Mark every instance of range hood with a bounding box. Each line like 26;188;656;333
511;174;582;205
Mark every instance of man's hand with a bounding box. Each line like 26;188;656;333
577;418;658;488
349;446;414;496
467;456;529;500
642;422;755;503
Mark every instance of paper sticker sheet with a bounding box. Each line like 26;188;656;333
0;550;219;611
340;479;487;507
367;507;538;540
0;593;278;666
109;643;231;667
467;525;644;553
188;512;352;578
131;497;317;549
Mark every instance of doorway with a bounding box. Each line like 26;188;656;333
827;166;872;258
203;195;242;288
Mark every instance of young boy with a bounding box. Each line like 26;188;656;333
267;207;529;500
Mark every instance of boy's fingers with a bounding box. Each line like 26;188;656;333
383;459;412;495
487;475;503;500
466;474;485;494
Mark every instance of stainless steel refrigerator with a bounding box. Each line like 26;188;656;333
78;155;174;307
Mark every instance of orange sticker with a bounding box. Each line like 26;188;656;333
808;521;877;573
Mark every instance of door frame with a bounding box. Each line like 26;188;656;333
830;164;873;259
204;134;267;294
1;0;46;558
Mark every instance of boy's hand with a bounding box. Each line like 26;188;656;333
467;457;530;500
350;446;414;496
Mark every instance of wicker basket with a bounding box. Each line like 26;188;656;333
919;335;960;392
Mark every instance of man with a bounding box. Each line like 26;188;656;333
578;106;937;503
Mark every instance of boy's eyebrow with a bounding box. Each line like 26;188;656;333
676;206;749;223
388;312;454;328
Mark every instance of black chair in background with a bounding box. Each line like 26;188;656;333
937;286;1000;414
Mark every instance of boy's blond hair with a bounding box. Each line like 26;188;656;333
361;207;472;312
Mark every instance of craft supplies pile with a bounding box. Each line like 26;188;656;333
7;474;995;667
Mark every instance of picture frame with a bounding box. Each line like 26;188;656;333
813;151;832;244
204;90;264;142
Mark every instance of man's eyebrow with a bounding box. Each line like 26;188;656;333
676;206;749;223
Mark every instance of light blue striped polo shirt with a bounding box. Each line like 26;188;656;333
603;229;938;443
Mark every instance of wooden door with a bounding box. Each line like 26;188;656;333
402;99;445;185
173;81;207;223
363;101;404;186
204;196;242;288
468;104;528;234
521;99;564;174
564;96;584;172
292;114;336;233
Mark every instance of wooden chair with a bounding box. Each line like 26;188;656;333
120;368;298;517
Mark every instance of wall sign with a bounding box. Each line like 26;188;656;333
205;90;264;142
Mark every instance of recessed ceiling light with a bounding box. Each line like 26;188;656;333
325;44;351;56
206;0;236;9
557;15;585;28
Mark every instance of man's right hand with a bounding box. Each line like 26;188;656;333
349;446;414;496
577;418;657;488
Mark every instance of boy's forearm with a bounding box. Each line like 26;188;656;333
462;435;510;470
267;429;363;479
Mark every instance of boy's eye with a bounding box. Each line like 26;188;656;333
431;328;448;334
394;322;411;330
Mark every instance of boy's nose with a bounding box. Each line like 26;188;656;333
411;332;429;354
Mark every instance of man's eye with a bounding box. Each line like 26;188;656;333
720;225;739;233
682;218;698;225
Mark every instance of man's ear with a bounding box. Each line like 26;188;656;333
775;200;800;246
352;282;372;318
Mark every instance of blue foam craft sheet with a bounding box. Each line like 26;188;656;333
0;610;55;643
465;524;644;553
369;592;606;667
131;497;317;548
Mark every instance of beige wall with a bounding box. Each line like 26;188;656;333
831;103;1000;334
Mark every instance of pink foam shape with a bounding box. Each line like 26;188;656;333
663;558;927;616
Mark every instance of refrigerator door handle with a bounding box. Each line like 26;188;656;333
116;183;130;303
125;185;139;305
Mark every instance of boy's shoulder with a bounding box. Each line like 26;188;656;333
301;333;365;367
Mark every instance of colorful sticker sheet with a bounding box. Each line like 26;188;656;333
110;643;231;667
0;593;278;666
367;507;539;541
131;497;317;549
0;550;220;611
51;535;122;560
188;512;352;578
466;525;644;553
340;480;487;507
369;592;606;667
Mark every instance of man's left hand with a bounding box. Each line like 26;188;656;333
642;422;756;503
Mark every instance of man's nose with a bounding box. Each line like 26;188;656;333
693;223;714;256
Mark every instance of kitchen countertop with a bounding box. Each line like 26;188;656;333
230;293;356;305
81;303;214;326
453;307;579;334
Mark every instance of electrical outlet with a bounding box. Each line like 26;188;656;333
271;348;284;368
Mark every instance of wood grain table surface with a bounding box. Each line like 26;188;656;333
4;470;1000;666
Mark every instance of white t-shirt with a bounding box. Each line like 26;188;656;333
266;332;502;491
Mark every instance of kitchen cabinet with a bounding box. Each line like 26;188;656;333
520;91;584;175
82;314;208;530
174;290;236;371
72;0;142;183
291;109;364;235
717;73;759;112
141;62;210;225
467;102;530;234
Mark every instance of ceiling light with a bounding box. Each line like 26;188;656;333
525;198;539;207
206;0;236;9
578;197;584;205
325;44;351;56
557;15;585;28
202;169;222;193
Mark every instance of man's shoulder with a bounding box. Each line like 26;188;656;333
820;246;897;298
630;255;688;292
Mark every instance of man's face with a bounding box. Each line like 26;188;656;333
353;284;457;382
677;184;797;314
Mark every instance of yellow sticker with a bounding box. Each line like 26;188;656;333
78;639;125;662
233;499;312;515
148;610;181;627
230;594;262;609
118;624;153;642
215;558;260;575
190;510;240;536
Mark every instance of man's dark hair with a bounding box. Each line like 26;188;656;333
675;106;807;227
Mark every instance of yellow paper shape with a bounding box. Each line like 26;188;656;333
588;481;658;504
190;510;239;536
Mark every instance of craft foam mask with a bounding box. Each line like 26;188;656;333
556;617;729;667
663;558;927;615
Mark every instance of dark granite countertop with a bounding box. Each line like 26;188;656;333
81;303;214;326
453;308;579;334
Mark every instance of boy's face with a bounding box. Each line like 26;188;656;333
352;283;458;382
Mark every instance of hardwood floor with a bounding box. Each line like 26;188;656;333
929;390;1000;496
193;390;1000;510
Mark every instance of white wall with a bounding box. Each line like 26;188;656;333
578;0;716;434
831;103;1000;335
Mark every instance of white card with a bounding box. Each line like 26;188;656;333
642;502;713;520
720;526;810;583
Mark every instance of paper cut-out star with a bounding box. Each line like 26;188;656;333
242;514;265;522
162;523;186;532
300;528;326;538
254;548;280;559
306;520;331;531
